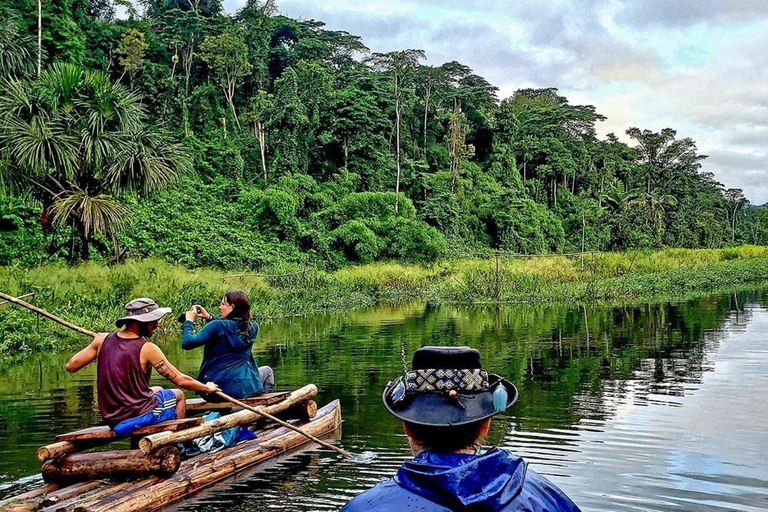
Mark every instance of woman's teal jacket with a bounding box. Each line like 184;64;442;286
181;316;263;400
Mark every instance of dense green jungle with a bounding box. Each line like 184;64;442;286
1;0;767;272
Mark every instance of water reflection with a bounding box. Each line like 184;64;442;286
1;290;767;511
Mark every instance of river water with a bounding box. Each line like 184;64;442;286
1;291;767;511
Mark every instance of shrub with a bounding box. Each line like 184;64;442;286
329;220;384;263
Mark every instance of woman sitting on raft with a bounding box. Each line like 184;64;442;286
182;290;274;402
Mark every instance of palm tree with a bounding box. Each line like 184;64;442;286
0;62;191;260
628;188;677;247
600;178;638;212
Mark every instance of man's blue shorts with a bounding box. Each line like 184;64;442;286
112;389;178;436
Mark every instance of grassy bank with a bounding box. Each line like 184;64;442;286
2;246;768;356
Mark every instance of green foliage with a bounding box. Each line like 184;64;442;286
0;195;48;266
3;247;768;356
479;190;565;253
322;191;416;227
116;28;148;78
0;0;762;271
119;180;304;269
329;219;383;263
0;62;191;261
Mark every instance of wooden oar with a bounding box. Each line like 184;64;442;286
214;391;354;459
0;290;355;460
0;291;95;337
0;291;35;307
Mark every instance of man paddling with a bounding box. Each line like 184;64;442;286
342;346;580;511
65;298;219;435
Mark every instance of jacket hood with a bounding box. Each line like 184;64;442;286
394;447;527;510
219;317;256;338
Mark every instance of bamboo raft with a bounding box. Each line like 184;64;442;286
0;385;342;512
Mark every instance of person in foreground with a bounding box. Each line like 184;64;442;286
181;290;274;402
342;346;580;512
65;298;220;435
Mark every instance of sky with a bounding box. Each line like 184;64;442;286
223;0;768;204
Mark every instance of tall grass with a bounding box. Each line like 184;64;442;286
2;246;768;356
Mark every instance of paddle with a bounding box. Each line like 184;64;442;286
213;391;355;459
0;290;365;461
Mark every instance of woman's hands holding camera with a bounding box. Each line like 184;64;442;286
185;304;212;322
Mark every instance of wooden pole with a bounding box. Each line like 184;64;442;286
41;447;181;484
0;292;96;338
214;391;353;459
139;385;318;454
37;437;118;462
38;441;78;462
0;292;35;307
40;481;103;508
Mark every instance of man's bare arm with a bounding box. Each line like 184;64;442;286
65;334;106;373
142;343;218;393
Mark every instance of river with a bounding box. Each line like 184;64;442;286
1;290;767;511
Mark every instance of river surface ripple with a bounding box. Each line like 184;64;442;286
0;292;766;511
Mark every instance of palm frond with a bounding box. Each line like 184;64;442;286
106;127;192;196
38;63;85;115
83;70;145;132
1;114;79;179
0;77;33;118
50;185;130;238
0;14;38;78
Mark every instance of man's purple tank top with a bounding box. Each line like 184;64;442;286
96;332;156;426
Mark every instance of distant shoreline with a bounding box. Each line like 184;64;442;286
1;245;768;357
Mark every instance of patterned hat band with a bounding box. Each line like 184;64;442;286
404;368;489;394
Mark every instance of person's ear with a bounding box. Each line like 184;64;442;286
404;423;414;439
479;418;492;437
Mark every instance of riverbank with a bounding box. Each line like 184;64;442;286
1;245;768;355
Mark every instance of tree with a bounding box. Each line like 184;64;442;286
367;49;425;212
417;65;445;156
269;67;309;177
601;179;638;212
243;90;273;180
447;110;473;191
724;188;746;243
115;28;148;83
628;188;678;247
0;63;191;260
626;127;706;195
199;26;251;129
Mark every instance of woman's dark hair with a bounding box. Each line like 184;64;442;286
404;420;487;453
224;290;252;339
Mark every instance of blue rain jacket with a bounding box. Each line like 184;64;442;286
181;316;263;399
342;447;580;511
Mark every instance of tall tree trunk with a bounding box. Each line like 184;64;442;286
552;179;557;207
394;78;401;214
732;207;737;242
343;138;349;170
254;121;267;181
523;161;527;181
423;89;430;158
599;175;604;207
230;101;240;130
37;0;42;76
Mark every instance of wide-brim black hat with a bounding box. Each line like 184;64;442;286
383;346;518;427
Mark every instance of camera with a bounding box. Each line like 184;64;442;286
177;306;201;323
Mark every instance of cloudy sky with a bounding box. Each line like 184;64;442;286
224;0;768;203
